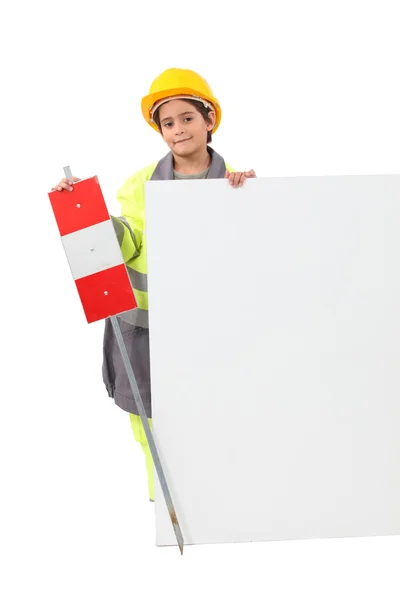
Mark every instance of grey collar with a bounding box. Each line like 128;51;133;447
150;146;227;181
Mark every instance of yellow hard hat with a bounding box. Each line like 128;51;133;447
141;68;222;134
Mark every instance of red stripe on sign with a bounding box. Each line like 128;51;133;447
49;176;110;236
75;264;137;323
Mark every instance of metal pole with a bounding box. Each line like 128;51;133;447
62;166;184;553
110;318;184;554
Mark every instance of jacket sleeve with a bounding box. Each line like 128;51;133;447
110;172;145;263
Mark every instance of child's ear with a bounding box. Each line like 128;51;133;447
207;110;216;130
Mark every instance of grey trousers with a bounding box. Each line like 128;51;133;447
102;317;152;418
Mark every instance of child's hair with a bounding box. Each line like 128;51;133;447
153;99;213;144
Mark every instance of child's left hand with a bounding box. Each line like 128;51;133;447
225;169;256;188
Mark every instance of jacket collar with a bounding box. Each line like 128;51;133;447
150;146;226;181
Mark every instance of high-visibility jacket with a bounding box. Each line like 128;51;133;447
102;146;233;417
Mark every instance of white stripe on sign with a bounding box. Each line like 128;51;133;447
62;219;124;281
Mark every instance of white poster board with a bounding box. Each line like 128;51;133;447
145;175;400;547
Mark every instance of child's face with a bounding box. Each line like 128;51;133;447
158;99;215;157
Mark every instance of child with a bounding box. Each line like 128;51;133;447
51;67;256;502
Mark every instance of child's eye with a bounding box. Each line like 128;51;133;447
184;117;193;122
164;122;173;128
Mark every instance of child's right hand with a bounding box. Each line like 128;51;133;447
51;175;81;192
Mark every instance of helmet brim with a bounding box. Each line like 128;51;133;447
141;87;221;134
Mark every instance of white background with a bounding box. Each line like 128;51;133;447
1;0;399;598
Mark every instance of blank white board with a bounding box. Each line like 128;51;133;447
144;175;400;547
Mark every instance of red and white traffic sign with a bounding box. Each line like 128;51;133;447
48;176;137;323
